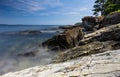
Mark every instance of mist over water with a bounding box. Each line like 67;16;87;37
0;25;60;75
0;47;57;75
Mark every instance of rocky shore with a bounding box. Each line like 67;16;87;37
0;49;120;77
52;23;120;63
0;13;120;77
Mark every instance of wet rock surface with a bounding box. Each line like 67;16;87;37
17;51;38;57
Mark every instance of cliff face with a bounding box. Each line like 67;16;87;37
0;49;120;77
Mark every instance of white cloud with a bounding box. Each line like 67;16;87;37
54;11;80;15
43;0;63;7
36;11;81;16
79;7;88;11
0;0;91;16
0;0;63;12
34;7;89;16
49;7;89;15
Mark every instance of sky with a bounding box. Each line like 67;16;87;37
0;0;95;25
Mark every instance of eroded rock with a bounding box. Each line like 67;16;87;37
53;23;120;63
42;27;84;51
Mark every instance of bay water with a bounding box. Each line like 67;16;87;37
0;25;62;75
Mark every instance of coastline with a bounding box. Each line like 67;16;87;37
0;25;62;75
0;22;120;76
1;49;120;77
1;0;120;76
0;13;120;76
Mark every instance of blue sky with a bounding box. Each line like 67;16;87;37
0;0;95;25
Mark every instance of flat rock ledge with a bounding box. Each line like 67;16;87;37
0;49;120;77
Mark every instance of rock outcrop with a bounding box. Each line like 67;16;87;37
0;49;120;77
1;30;41;35
82;16;97;31
103;12;120;26
81;12;120;31
83;23;120;43
58;25;81;30
42;27;84;51
18;30;41;35
53;23;120;63
17;51;38;57
82;16;104;31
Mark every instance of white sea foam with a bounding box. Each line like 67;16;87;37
0;47;57;75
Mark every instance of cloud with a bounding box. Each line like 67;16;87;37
49;7;89;15
0;0;63;12
0;0;91;16
51;11;80;15
36;11;81;16
33;6;90;16
43;0;63;7
79;7;88;11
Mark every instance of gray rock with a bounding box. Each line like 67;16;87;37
52;23;120;63
0;50;120;77
103;12;120;26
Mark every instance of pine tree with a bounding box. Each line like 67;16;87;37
93;0;107;16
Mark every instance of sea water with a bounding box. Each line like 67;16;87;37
0;25;62;75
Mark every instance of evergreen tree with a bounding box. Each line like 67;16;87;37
92;0;107;16
93;0;120;16
105;0;120;15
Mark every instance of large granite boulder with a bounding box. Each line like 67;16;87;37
103;12;120;26
42;27;84;51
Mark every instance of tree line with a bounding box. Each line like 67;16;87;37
93;0;120;16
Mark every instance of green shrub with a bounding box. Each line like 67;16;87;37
110;10;120;14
